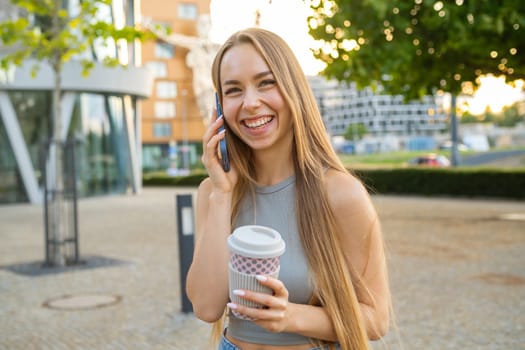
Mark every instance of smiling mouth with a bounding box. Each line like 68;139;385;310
243;116;273;129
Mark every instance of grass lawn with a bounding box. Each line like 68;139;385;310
338;150;454;168
338;147;525;169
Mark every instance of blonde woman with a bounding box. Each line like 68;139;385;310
186;27;391;350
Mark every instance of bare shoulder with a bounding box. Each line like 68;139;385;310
325;169;371;211
324;170;384;279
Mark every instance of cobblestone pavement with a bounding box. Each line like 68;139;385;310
1;188;524;350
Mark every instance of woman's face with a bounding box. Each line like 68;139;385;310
219;43;293;152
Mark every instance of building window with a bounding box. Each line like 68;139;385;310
148;20;172;33
153;123;172;137
155;101;176;118
71;93;130;196
155;42;174;59
156;81;177;98
178;3;198;19
90;1;118;62
145;61;167;79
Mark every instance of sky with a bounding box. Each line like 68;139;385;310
209;0;524;114
209;0;324;75
464;76;524;115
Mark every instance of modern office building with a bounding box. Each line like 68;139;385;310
140;0;210;173
309;76;448;140
0;0;152;204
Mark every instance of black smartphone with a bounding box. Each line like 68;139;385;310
215;92;230;172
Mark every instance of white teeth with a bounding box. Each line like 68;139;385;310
245;116;272;129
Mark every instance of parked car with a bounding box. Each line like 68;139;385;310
409;153;451;167
439;140;469;152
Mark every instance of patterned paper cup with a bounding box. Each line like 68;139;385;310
230;254;280;275
228;263;280;320
227;225;286;320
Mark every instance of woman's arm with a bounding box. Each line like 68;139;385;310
186;108;239;323
185;178;232;323
326;169;391;339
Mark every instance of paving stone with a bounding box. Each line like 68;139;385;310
1;188;523;349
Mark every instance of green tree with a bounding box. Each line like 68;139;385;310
308;0;525;164
459;111;481;124
344;122;368;141
498;102;524;127
0;0;153;266
483;107;498;124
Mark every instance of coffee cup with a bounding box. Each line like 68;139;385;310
227;225;285;319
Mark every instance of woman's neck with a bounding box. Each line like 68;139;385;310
252;147;294;186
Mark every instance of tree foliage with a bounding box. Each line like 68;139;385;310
308;0;525;100
343;122;368;141
461;102;525;126
0;0;153;76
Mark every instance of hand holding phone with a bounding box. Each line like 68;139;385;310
215;92;230;172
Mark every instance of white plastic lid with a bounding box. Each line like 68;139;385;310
227;225;286;258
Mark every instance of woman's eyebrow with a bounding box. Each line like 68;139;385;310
254;70;273;80
223;71;273;86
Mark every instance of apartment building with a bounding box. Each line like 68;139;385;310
309;76;448;138
141;0;210;173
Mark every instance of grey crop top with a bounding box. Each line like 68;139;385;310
227;176;315;345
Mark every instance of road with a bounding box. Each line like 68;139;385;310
461;149;525;167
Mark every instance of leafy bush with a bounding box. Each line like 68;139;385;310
143;172;207;187
354;168;525;199
143;168;525;200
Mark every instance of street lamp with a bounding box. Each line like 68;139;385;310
450;95;461;166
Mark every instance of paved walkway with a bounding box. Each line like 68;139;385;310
1;188;524;349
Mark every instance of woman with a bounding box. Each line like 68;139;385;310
186;27;391;350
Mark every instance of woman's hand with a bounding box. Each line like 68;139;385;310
227;276;294;333
201;109;238;193
227;276;341;342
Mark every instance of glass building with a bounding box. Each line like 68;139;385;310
0;0;152;204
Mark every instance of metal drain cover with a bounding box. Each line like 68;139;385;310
43;294;121;310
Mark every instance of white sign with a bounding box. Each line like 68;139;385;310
181;207;194;236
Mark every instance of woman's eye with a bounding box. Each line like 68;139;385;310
224;87;241;95
260;79;276;87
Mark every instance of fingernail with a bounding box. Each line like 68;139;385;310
227;302;238;309
256;275;267;282
216;114;223;121
233;289;245;296
218;128;226;135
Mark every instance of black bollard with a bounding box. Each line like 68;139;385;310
176;194;194;313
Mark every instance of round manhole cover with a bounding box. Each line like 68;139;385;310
43;294;122;310
498;213;525;221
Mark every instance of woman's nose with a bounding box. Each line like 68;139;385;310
242;88;261;111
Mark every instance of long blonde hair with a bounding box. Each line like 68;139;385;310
211;28;376;350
